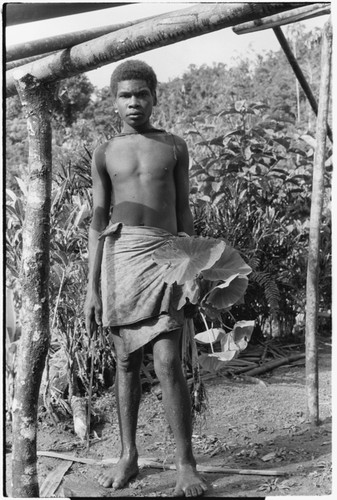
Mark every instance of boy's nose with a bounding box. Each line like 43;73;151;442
129;95;139;106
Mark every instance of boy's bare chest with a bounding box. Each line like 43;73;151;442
105;135;176;181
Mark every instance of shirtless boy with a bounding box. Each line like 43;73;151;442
85;60;207;497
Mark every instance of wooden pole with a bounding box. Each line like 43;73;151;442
273;25;332;143
6;52;57;71
11;71;55;497
233;4;330;34
6;3;300;98
6;16;156;62
305;17;332;426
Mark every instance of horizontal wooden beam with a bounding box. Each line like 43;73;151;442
6;2;303;98
6;15;156;62
7;53;57;71
233;3;330;34
4;3;127;26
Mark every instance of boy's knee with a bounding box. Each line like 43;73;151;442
116;348;142;371
154;351;180;381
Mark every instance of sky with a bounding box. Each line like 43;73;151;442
5;1;330;89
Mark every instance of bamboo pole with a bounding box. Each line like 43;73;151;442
305;17;332;426
6;16;156;62
6;3;299;98
233;4;330;34
11;71;55;497
6;52;57;71
243;354;305;377
273;25;332;143
37;451;288;476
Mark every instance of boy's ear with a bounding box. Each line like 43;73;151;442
153;91;157;106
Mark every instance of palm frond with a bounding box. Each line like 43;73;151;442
250;270;281;314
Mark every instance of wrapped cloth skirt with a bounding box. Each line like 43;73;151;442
99;223;184;353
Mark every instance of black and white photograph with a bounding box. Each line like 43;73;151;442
3;1;333;497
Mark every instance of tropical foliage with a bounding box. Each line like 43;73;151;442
5;25;332;417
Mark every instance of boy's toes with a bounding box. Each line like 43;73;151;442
97;473;114;488
173;486;184;497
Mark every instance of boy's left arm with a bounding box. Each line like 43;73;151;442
174;136;194;236
174;136;197;317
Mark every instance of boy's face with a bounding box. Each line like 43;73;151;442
115;79;156;129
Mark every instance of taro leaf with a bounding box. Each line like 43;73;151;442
220;331;241;353
194;328;226;344
202;275;249;310
220;321;254;353
232;320;255;349
177;279;200;310
201;245;252;281
152;237;225;285
215;350;238;361
200;302;223;321
198;353;226;373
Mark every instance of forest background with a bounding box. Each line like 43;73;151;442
5;23;332;412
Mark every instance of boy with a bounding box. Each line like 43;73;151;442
85;60;207;497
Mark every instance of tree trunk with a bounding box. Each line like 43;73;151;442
305;17;332;425
6;3;298;97
11;73;55;497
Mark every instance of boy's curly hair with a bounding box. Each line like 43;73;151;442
110;60;158;104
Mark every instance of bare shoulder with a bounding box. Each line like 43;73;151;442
171;133;187;148
170;133;189;162
92;141;110;171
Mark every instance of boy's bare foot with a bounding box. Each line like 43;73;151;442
173;463;207;497
97;455;139;489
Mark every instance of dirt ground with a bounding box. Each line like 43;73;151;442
5;338;332;498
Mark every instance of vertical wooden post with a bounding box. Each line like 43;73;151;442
273;25;332;143
305;18;332;425
11;72;55;497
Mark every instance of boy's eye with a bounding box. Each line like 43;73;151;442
118;90;150;99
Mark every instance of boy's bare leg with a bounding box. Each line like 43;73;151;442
97;336;143;489
153;330;208;497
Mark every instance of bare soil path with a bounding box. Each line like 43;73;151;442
5;339;332;497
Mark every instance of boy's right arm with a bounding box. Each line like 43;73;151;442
85;144;112;336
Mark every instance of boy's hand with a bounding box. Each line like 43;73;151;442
84;291;102;337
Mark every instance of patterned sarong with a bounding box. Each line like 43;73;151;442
99;223;184;353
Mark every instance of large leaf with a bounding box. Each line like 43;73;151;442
176;278;200;310
220;320;255;353
232;320;255;349
152;236;225;285
200;302;223;320
202;275;249;310
194;328;226;344
212;350;238;361
198;353;226;373
220;331;241;353
201;245;252;281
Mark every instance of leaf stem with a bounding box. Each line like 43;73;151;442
200;311;214;353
